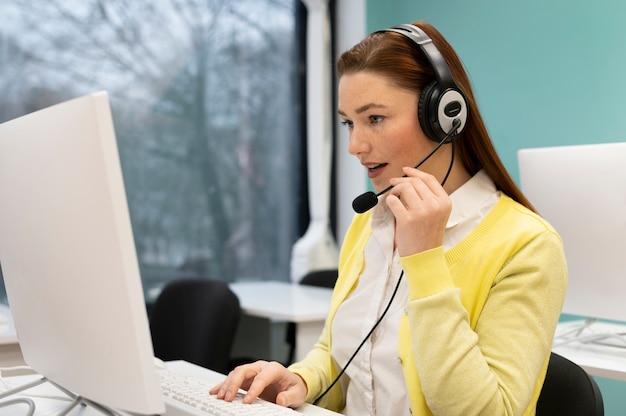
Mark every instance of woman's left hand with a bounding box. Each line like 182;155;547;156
386;167;452;257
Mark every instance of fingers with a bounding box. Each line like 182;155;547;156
211;361;267;402
209;360;307;408
273;372;308;409
243;362;283;403
386;167;452;256
243;361;306;406
387;167;449;215
276;388;306;409
389;167;447;203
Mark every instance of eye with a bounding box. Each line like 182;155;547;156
369;115;384;124
340;119;353;129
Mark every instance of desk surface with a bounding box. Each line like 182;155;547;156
552;320;626;381
230;281;333;323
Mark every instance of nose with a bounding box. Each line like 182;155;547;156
347;127;370;157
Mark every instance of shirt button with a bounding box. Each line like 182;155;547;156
397;356;403;365
403;308;408;315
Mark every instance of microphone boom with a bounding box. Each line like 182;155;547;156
350;118;462;213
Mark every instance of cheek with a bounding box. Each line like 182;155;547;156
388;118;430;163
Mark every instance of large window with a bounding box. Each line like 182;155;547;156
0;0;305;303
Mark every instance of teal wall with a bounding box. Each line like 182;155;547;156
365;1;626;414
366;0;626;183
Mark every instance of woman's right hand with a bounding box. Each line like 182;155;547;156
387;167;452;256
209;360;308;408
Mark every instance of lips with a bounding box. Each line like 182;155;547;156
366;163;387;178
366;163;387;172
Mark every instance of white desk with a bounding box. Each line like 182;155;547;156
0;360;340;415
552;320;626;381
229;281;332;363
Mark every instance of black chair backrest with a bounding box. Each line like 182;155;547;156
536;352;604;416
299;269;338;289
149;279;240;374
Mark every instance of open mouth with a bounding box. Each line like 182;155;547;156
367;163;387;173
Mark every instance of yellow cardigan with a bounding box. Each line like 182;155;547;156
289;194;567;415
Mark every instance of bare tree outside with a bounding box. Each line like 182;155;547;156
0;0;302;299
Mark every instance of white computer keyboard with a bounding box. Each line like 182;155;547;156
160;370;306;416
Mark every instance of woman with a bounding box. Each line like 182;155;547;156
211;21;567;415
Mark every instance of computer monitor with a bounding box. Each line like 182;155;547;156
0;92;165;414
518;142;626;323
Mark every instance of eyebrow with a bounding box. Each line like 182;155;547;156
338;103;387;116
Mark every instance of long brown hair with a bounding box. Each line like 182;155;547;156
337;21;535;212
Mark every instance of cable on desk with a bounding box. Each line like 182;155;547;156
57;395;83;416
0;397;36;416
553;332;626;348
553;318;626;348
0;368;75;404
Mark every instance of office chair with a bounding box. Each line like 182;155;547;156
285;269;338;365
536;352;604;416
299;269;339;289
149;278;241;374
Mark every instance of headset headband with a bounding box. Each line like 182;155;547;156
376;23;468;141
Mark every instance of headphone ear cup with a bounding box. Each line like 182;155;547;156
417;81;440;142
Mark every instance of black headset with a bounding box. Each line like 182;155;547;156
377;24;468;143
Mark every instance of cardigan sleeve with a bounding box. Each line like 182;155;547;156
401;230;567;415
288;317;345;411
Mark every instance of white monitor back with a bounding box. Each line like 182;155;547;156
518;142;626;322
0;92;164;414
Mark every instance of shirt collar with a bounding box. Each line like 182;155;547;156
447;169;497;228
